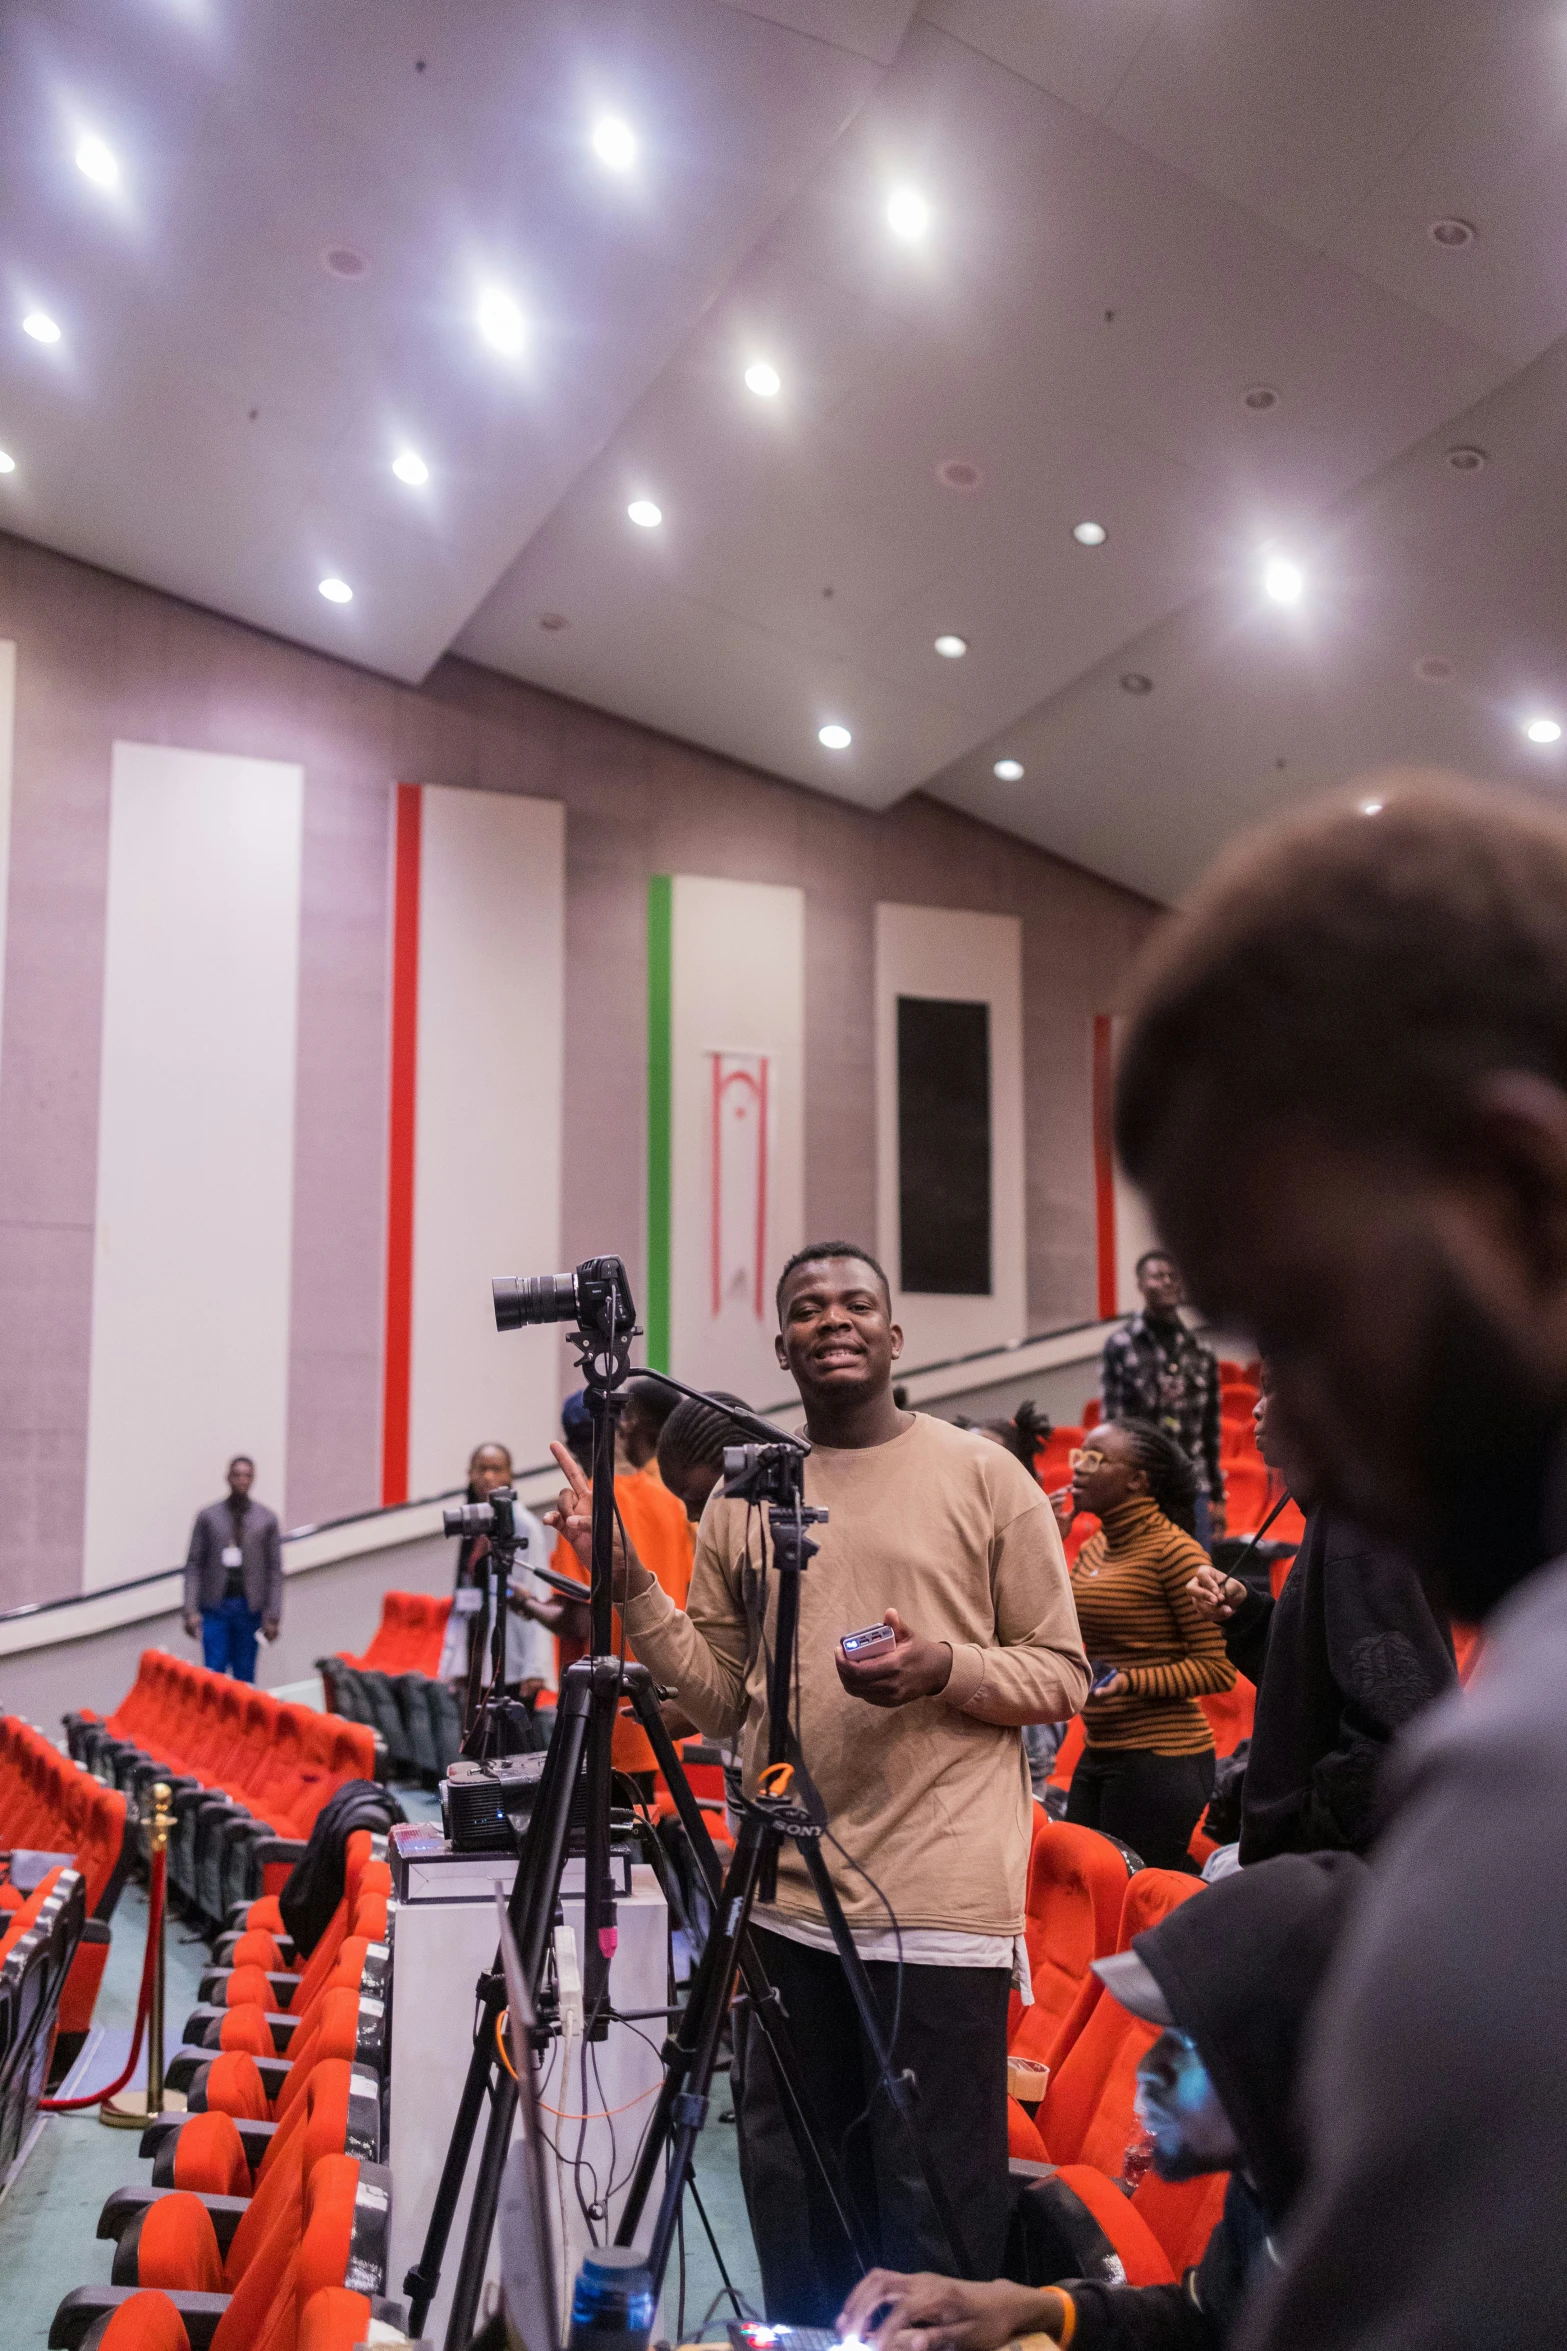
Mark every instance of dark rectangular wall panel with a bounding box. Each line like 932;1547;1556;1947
897;996;992;1294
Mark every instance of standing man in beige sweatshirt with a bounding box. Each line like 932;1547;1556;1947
546;1241;1088;2323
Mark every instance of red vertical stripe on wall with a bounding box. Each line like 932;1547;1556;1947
381;784;422;1506
1091;1013;1117;1321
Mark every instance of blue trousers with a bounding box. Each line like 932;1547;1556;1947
202;1593;261;1682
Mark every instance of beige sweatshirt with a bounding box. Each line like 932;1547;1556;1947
620;1411;1089;1937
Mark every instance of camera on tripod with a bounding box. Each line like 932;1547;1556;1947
492;1255;636;1344
442;1487;520;1543
722;1440;806;1509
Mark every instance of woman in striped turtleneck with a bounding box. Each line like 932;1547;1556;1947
1066;1417;1236;1872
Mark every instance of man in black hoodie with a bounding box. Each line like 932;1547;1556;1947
1187;1375;1454;1863
837;1851;1367;2351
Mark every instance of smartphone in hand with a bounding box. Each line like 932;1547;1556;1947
1088;1662;1120;1695
840;1622;897;1662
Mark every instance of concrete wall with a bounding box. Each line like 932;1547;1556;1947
0;529;1161;1608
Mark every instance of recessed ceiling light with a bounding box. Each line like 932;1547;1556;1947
744;361;781;399
1264;555;1304;604
1120;673;1153;695
886;188;930;241
1414;655;1454;683
0;451;14;475
818;723;852;750
993;758;1024;781
21;312;60;345
592;117;637;170
1072;521;1107;547
936;458;982;491
1243;384;1281;412
934;633;968;658
74;135;118;189
391;450;429;486
1361;799;1384;816
539;612;568;632
477;290;525;356
1430;217;1476;248
1525;717;1561;744
323;246;370;280
1446;445;1486;472
318;576;353;604
627;499;662;529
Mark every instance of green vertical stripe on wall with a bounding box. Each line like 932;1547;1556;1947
646;874;673;1369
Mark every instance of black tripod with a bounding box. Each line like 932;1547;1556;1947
404;1257;967;2346
408;1263;872;2347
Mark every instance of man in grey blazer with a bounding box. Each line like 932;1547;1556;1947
182;1456;283;1682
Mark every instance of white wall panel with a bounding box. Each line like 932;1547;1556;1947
669;875;804;1402
875;903;1025;1366
0;642;14;1093
83;744;303;1589
406;788;564;1493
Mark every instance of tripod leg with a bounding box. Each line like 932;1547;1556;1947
406;1668;594;2338
794;1838;976;2280
619;1671;872;2276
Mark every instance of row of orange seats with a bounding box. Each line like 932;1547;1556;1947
0;1847;90;2189
1005;1809;1229;2289
67;1657;379;1926
55;1828;397;2350
0;1716;128;2080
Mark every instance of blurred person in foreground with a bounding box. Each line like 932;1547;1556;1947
1112;777;1567;2349
1187;1374;1454;1865
548;1242;1088;2320
837;1849;1365;2351
183;1455;282;1680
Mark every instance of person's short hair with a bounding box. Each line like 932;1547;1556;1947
560;1389;593;1472
1135;1249;1175;1277
624;1375;678;1437
227;1455;254;1473
469;1441;512;1468
1117;778;1567;1180
774;1242;892;1323
657;1391;751;1486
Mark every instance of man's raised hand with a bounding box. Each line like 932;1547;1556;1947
542;1442;652;1603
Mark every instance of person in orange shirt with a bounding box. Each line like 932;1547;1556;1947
552;1379;695;1798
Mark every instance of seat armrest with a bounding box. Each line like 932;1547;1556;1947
98;2185;250;2253
142;2112;278;2166
51;2287;230;2351
252;1835;307;1869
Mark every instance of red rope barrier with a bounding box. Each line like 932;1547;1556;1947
41;1846;166;2112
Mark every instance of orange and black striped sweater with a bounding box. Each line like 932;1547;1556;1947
1071;1496;1236;1756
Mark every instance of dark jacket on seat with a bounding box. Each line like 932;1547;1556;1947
183;1496;283;1621
1221;1507;1454;1864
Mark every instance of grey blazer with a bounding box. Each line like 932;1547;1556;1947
183;1498;283;1621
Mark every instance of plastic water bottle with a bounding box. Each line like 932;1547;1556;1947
567;2247;657;2351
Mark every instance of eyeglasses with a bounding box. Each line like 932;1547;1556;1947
1069;1448;1106;1472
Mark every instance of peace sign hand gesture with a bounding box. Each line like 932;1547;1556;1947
543;1443;653;1604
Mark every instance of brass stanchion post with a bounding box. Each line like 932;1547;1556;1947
100;1779;178;2128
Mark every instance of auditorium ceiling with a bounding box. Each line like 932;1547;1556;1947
6;0;1567;900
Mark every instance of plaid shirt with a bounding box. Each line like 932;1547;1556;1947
1099;1313;1225;1505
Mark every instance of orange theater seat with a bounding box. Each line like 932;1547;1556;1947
1199;1675;1255;1759
1009;1815;1134;2064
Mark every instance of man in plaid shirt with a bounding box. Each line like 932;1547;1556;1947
1099;1249;1227;1539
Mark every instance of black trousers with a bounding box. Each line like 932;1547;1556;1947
733;1926;1012;2326
1065;1743;1216;1873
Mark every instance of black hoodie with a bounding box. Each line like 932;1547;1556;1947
1063;1851;1368;2351
1223;1507;1455;1864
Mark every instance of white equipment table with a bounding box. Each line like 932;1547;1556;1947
389;1837;668;2347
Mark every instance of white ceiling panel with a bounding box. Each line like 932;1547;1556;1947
5;1;1567;905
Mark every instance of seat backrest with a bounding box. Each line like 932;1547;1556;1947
1039;1870;1204;2161
1199;1675;1255;1758
1011;1819;1135;2066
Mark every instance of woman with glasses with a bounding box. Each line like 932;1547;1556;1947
1065;1418;1236;1871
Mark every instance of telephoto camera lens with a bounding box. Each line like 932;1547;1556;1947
493;1271;579;1330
